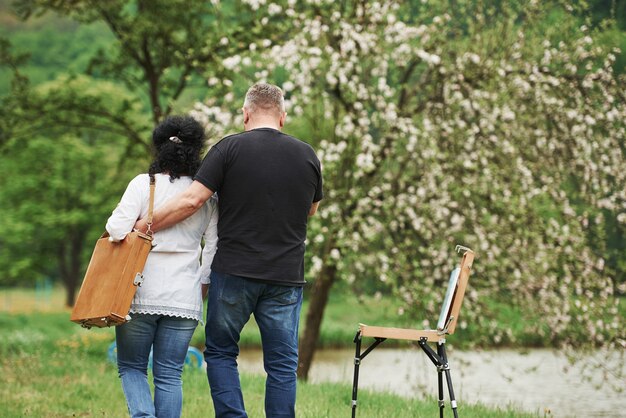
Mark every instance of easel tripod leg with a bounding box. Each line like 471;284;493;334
351;332;362;418
438;365;445;418
444;369;459;418
438;342;459;418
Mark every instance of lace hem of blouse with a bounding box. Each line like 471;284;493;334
130;303;203;322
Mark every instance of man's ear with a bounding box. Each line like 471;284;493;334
279;112;286;128
243;108;250;124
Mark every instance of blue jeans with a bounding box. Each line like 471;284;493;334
116;314;198;418
204;271;303;418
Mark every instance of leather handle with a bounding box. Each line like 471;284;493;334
146;174;156;237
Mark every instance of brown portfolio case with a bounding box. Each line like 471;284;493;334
70;175;155;328
70;232;153;328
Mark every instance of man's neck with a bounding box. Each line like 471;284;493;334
245;123;281;131
245;123;280;131
244;116;282;131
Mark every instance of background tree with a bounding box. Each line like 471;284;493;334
6;0;294;152
0;0;294;304
0;131;124;306
0;28;149;305
193;0;625;380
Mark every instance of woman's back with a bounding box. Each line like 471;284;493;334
106;173;217;321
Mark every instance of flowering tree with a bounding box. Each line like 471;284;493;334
193;0;625;382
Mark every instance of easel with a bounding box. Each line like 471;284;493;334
351;246;474;418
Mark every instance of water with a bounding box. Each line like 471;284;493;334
237;347;625;417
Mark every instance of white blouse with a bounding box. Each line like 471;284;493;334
106;173;218;321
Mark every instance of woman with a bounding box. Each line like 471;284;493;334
106;115;218;418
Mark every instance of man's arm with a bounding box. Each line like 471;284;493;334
135;180;214;233
309;201;320;217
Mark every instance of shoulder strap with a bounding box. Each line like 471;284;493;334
146;174;156;237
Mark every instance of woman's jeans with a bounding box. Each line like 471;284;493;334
116;314;198;418
205;271;303;418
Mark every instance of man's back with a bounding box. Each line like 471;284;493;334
195;127;323;285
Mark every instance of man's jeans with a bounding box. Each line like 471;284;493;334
116;314;198;418
205;271;303;418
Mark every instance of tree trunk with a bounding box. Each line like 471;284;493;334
297;263;337;380
65;277;78;308
59;231;85;307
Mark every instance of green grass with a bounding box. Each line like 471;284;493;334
0;310;538;417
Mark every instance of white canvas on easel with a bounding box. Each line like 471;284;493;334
437;267;461;332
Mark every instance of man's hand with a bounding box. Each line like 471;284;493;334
309;201;320;216
134;218;150;235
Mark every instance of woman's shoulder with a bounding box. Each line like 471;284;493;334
121;173;150;194
128;173;150;185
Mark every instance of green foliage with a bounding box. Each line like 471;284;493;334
9;0;298;124
0;41;152;155
0;20;114;95
0;131;129;302
0;31;156;306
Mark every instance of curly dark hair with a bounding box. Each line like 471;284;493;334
149;115;205;182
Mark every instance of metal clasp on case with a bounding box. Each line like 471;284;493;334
133;273;144;287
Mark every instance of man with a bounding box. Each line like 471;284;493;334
135;83;323;418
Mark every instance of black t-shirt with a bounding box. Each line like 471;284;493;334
194;128;323;285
